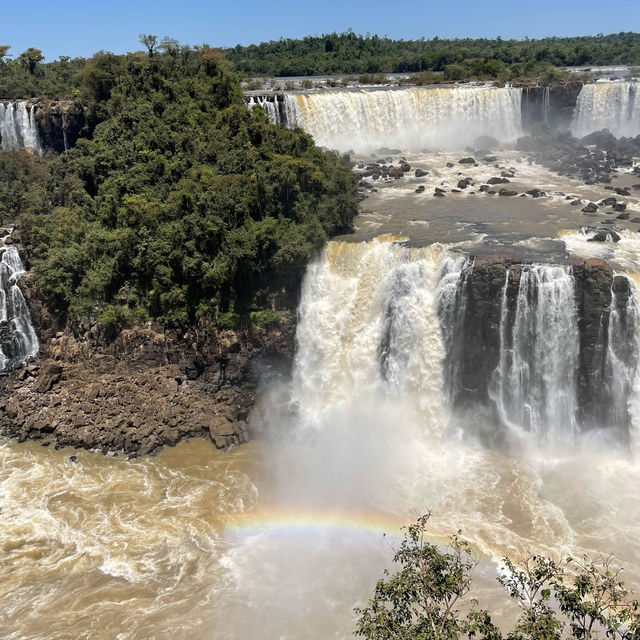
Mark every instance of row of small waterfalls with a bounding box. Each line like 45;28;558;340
1;81;637;154
248;80;640;151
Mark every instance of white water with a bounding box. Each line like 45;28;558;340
247;95;279;123
0;101;42;154
256;86;523;152
0;240;39;370
571;81;640;138
490;265;579;443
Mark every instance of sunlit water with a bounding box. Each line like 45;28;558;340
2;145;640;639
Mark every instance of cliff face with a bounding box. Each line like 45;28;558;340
0;275;295;456
446;255;615;412
33;100;86;153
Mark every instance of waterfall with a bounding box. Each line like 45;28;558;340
571;81;640;138
291;238;447;433
293;239;640;449
0;101;42;154
256;86;523;152
0;238;39;370
601;275;640;439
490;265;579;441
247;96;281;124
542;86;550;122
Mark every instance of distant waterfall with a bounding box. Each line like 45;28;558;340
571;81;640;138
0;238;39;370
0;101;42;154
490;265;579;440
254;86;523;151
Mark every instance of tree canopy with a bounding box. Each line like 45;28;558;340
2;44;357;331
356;513;640;640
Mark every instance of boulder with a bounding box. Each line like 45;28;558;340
526;188;546;198
415;185;425;193
414;168;428;177
487;177;510;184
33;362;63;393
581;202;598;213
498;188;518;196
458;157;476;164
616;212;630;220
587;231;621;243
599;197;617;206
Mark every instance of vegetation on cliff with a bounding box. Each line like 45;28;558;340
1;41;357;329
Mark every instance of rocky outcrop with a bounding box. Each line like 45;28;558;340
0;310;295;456
33;100;87;152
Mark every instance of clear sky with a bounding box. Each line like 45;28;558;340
3;0;640;60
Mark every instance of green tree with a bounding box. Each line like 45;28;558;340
354;513;502;639
17;47;44;74
139;34;158;56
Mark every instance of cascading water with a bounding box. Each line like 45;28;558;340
0;236;39;370
571;81;640;138
0;101;42;154
600;275;640;437
490;265;579;442
291;238;447;431
256;86;524;151
247;95;280;124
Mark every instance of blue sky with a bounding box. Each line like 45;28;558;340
3;0;640;60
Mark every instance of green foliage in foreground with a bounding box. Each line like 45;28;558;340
4;44;356;330
226;31;640;78
355;513;640;639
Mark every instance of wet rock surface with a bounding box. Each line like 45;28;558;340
447;255;615;412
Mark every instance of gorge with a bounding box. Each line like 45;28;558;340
2;61;640;639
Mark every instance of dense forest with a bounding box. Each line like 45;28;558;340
226;31;640;77
2;32;640;100
0;40;357;330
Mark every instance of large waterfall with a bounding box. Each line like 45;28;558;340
292;238;640;446
253;86;523;151
0;237;39;370
0;101;42;154
571;81;640;138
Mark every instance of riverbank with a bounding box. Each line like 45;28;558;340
0;295;295;456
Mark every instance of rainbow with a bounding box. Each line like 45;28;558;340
221;507;407;539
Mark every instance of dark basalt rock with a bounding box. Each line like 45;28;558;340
499;188;518;196
458;157;476;164
587;231;621;242
581;202;598;213
414;168;428;177
487;177;510;184
414;185;425;193
447;255;617;428
526;188;546;198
